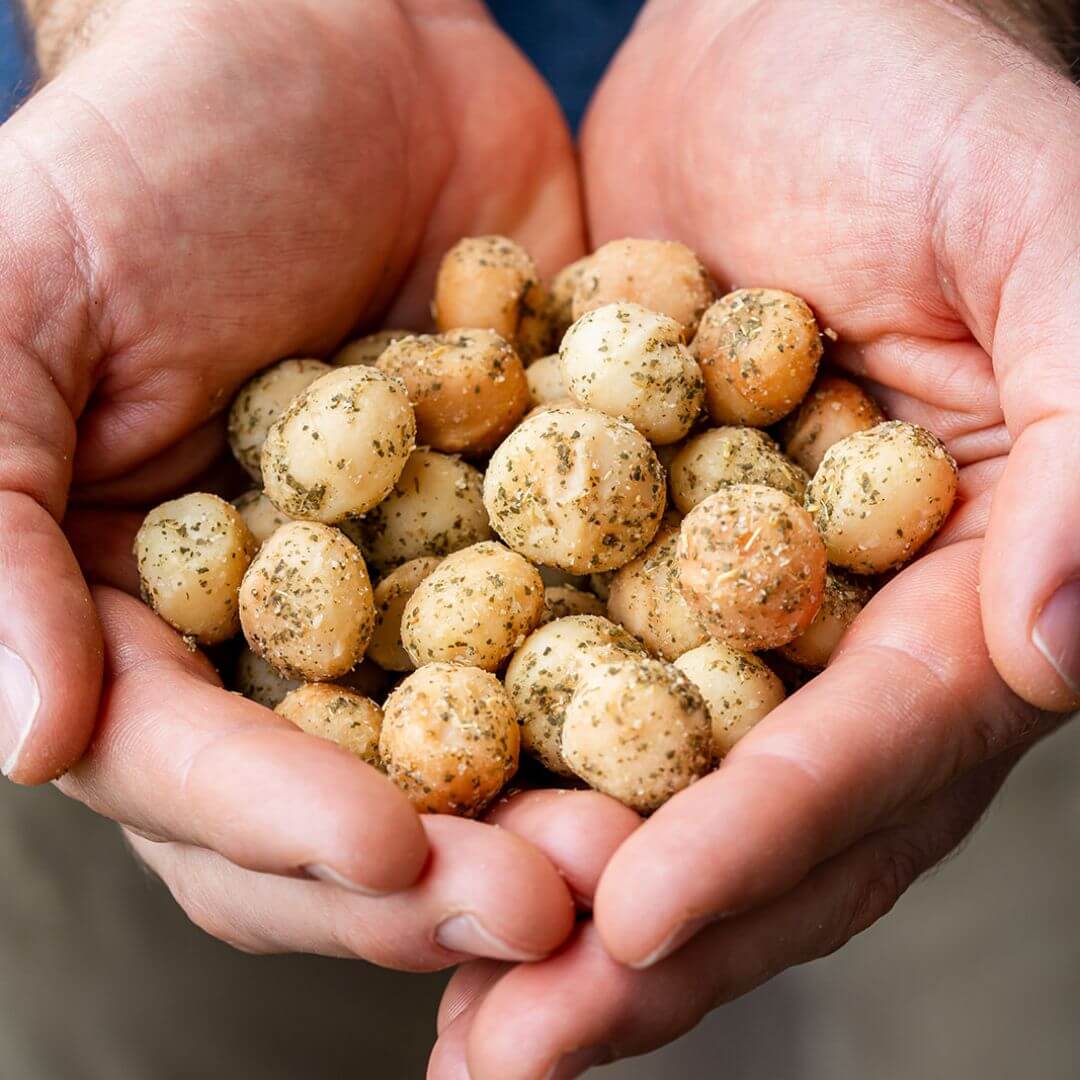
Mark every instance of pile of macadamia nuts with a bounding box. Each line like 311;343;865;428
135;235;958;817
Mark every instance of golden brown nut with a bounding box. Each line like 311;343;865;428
135;493;257;645
806;420;958;573
379;662;519;816
233;489;293;547
505;615;647;776
674;642;786;758
227;358;332;481
561;657;712;813
401;542;545;671
333;329;411;367
367;557;442;672
525;353;568;407
483;406;666;573
276;683;383;766
239;522;374;680
261;366;416;523
678;483;826;650
606;524;711;661
541;584;607;624
343;448;490;575
549;255;593;340
669;426;809;514
433;235;552;360
778;570;873;669
693;289;822;426
233;648;387;708
377;329;529;454
780;374;885;474
234;646;302;708
572;238;714;332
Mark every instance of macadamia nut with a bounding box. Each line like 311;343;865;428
228;359;332;481
674;642;786;758
678;484;826;650
542;584;607;623
779;570;873;669
526;353;569;407
344;448;490;575
806;420;957;573
379;662;519;816
233;489;292;546
378;329;529;454
334;329;411;367
572;238;714;332
607;524;711;660
367;557;442;672
560;303;704;444
401;542;545;670
261;366;415;523
239;522;374;680
669;426;809;513
433;235;552;360
781;374;884;474
276;683;382;766
505;615;646;776
483;406;666;573
693;290;822;426
136;493;256;645
550;255;593;339
561;657;712;813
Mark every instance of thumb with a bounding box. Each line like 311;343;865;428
0;124;105;781
964;77;1080;713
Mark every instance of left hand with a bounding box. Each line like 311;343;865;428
430;0;1079;1073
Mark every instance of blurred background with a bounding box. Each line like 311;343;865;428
1;2;1077;1077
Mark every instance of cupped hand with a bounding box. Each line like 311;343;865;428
430;0;1079;1073
2;0;586;965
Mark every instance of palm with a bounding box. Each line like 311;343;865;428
431;1;1079;1075
15;0;581;506
1;0;589;975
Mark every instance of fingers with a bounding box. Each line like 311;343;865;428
594;540;1047;967
925;63;1080;712
60;587;427;895
429;1002;481;1080
486;789;641;908
0;492;102;784
0;318;102;782
437;960;509;1035
443;755;1015;1080
128;812;574;969
982;413;1080;711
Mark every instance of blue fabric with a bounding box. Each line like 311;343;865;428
487;0;644;128
0;2;32;120
0;0;644;124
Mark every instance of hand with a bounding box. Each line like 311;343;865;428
3;0;585;965
429;0;1079;1072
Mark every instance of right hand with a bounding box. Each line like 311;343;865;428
0;0;585;965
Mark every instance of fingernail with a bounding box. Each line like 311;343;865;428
435;913;545;962
630;914;717;970
304;863;389;897
546;1045;614;1079
0;643;39;777
1033;581;1080;696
